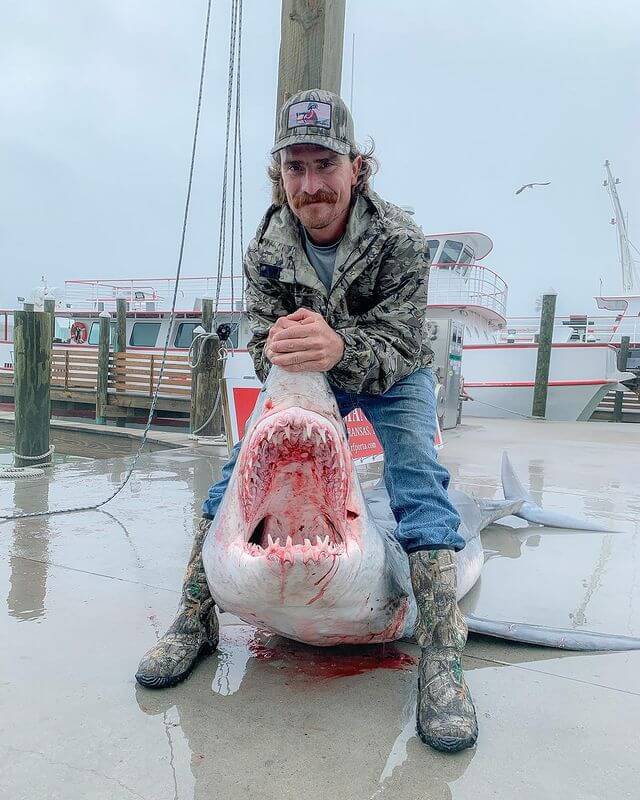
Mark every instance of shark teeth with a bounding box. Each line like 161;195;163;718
247;531;342;564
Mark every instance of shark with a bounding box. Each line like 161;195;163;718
202;366;640;652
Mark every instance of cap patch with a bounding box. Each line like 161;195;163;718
287;101;331;129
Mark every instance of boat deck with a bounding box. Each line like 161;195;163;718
1;417;639;799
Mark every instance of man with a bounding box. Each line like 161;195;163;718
136;90;478;753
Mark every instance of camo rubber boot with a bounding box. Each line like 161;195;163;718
136;519;219;689
409;549;478;753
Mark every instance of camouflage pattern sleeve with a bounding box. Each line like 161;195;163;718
329;232;431;395
243;239;294;383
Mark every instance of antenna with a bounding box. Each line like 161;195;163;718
350;33;355;112
603;159;638;294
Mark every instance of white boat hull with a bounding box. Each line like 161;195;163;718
462;343;630;421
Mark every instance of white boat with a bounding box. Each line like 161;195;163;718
419;233;631;420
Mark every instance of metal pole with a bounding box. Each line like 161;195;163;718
531;293;557;418
14;310;52;467
613;335;631;423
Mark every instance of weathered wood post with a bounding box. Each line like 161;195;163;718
190;299;223;436
96;310;111;425
531;292;557;418
43;297;56;342
277;0;347;109
13;310;52;467
115;298;127;427
613;335;631;423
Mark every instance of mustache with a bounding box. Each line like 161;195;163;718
292;189;338;209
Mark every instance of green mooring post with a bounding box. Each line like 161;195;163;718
613;335;631;423
96;310;111;425
531;293;557;418
14;310;52;467
190;299;223;436
115;298;127;427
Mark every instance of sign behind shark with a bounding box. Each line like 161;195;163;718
203;367;640;651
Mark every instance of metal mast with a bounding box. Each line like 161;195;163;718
603;160;637;294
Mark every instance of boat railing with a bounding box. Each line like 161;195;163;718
501;314;637;343
427;262;508;318
64;276;246;311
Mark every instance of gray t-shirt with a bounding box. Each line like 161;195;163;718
301;227;343;292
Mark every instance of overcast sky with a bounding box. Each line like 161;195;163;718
1;0;638;316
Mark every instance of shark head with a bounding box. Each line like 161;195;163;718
202;366;411;646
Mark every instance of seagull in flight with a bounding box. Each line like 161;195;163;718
515;181;551;195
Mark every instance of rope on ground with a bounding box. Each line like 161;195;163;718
0;466;46;479
0;445;56;480
0;0;215;522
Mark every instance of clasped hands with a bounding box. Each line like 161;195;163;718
265;308;345;373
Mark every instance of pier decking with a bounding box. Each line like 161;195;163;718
1;417;639;799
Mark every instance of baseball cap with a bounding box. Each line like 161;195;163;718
271;89;355;156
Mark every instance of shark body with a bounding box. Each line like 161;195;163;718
202;367;640;651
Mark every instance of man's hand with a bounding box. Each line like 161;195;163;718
266;308;345;373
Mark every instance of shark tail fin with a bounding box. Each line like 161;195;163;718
501;451;612;532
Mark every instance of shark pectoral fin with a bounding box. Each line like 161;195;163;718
501;451;613;532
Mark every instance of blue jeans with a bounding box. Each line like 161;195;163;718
202;368;464;552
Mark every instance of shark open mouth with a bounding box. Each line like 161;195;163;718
239;408;354;564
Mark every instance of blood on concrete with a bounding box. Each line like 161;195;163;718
247;632;416;680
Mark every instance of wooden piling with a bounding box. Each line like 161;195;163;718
531;293;557;418
96;311;111;424
613;335;631;422
43;297;56;342
115;298;127;427
276;0;346;110
190;299;223;436
13;310;52;467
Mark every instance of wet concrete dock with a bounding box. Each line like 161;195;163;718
1;417;639;799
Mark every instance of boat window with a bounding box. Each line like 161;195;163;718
88;321;117;346
53;318;71;342
129;322;161;347
426;239;440;262
174;322;200;348
458;247;474;265
439;240;463;265
596;298;628;312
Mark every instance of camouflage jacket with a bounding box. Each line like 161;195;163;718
244;190;433;395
